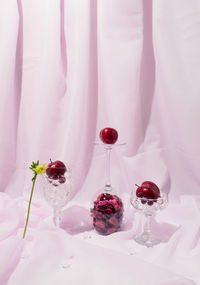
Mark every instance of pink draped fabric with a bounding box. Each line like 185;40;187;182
0;0;200;284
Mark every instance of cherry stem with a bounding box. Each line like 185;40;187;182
135;184;140;188
50;158;52;163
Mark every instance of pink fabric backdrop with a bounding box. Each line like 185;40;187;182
0;0;200;284
1;0;200;201
0;0;200;200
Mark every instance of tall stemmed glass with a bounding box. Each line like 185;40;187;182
130;191;168;247
91;128;125;236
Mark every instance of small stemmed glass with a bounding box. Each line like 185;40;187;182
130;191;168;247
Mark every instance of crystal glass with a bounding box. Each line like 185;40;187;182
130;191;168;247
91;142;125;235
42;171;72;227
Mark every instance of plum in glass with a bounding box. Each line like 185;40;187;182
43;160;72;227
130;181;168;247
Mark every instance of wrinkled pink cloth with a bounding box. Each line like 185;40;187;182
0;192;199;285
0;0;200;284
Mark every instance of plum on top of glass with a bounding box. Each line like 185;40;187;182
99;127;118;144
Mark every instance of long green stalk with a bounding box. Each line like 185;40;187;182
22;174;37;239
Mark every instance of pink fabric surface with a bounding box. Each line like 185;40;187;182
0;0;200;284
0;192;199;285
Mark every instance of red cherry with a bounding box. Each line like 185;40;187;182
46;160;66;179
100;128;118;144
147;200;154;206
59;176;66;184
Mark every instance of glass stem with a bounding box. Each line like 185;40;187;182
144;214;151;235
53;208;61;227
105;146;112;191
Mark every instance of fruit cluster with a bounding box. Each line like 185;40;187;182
46;160;67;185
91;193;124;235
136;181;160;206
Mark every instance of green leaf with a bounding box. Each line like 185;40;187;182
29;160;40;181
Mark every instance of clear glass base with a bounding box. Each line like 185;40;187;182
53;208;61;227
134;231;160;248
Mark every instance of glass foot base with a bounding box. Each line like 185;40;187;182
134;232;160;248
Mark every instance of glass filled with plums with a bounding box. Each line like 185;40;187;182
42;159;72;227
130;181;168;247
91;128;125;235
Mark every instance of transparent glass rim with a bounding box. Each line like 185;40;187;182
93;142;126;147
130;191;168;214
133;192;168;202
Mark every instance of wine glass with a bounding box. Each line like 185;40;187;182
130;191;168;247
91;142;125;235
42;171;72;227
